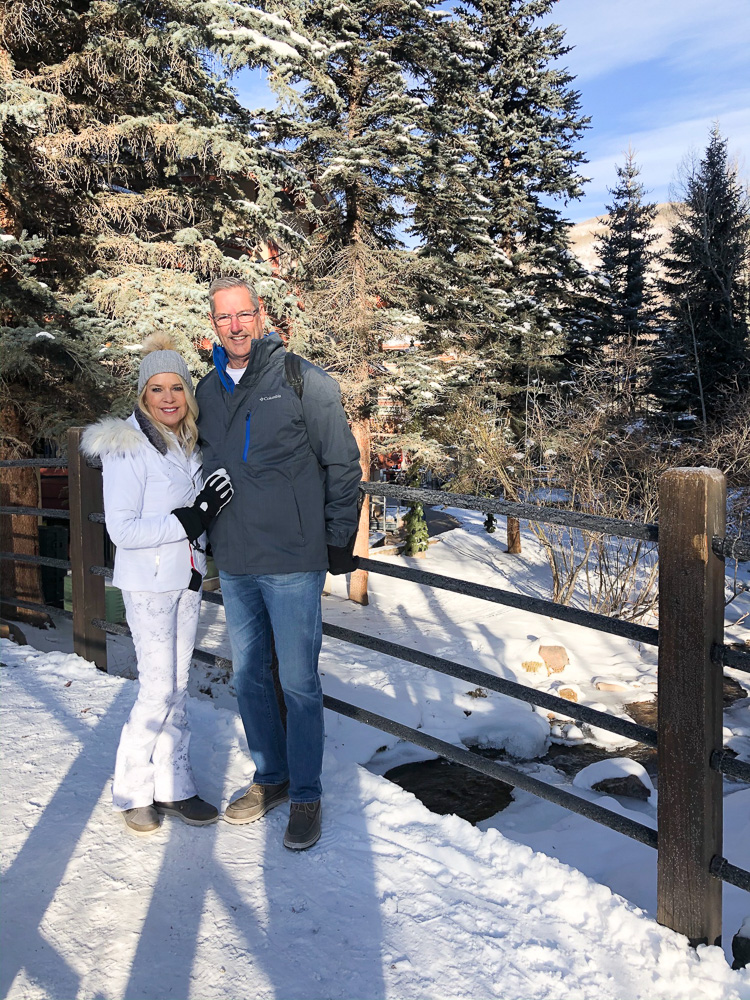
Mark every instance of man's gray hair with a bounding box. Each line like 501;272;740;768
208;277;260;313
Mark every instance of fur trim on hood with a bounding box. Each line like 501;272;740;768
80;415;151;459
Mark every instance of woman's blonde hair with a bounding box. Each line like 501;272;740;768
138;374;200;455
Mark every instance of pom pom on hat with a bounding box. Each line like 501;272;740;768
137;333;193;393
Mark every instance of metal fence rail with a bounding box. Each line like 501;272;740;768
0;458;67;468
0;551;72;571
324;694;658;848
0;505;70;519
359;481;660;542
0;597;73;620
712;535;750;563
709;857;750;893
322;619;657;747
358;556;659;646
712;643;750;674
711;750;750;784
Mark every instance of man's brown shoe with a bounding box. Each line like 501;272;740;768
224;780;290;825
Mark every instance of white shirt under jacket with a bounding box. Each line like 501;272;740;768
80;413;207;592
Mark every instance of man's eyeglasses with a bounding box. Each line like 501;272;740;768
211;309;260;329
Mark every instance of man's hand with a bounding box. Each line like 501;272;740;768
173;468;234;542
327;529;359;575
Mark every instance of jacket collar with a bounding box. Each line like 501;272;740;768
132;407;168;455
212;332;284;395
129;410;199;473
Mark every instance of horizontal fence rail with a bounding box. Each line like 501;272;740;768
322;619;658;747
90;618;221;668
709;857;750;894
358;556;659;646
712;643;750;674
324;694;658;848
360;481;660;542
710;750;750;784
0;458;67;468
0;505;70;519
712;535;750;563
0;597;73;620
0;551;72;571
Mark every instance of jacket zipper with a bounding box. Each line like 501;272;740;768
243;411;251;461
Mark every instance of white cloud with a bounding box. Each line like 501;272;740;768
569;106;750;222
553;0;750;80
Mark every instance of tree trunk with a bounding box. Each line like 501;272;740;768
506;515;522;554
348;417;370;605
0;408;49;624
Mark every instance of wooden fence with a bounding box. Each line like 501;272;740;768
1;427;749;951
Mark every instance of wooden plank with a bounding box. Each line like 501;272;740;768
657;467;725;947
68;429;107;671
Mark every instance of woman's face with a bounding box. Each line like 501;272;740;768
144;373;188;429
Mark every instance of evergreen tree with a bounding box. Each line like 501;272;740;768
272;0;440;399
592;149;661;410
595;149;660;349
1;0;311;451
403;502;429;556
652;126;750;419
406;0;589;554
410;0;590;408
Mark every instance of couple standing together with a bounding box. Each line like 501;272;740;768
82;277;362;850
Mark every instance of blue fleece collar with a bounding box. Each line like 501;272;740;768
212;342;236;395
212;332;278;395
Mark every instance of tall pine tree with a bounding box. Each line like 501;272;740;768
653;125;750;420
1;0;311;450
592;149;660;411
595;149;660;349
407;0;590;449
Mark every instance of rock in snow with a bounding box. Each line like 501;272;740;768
573;757;655;801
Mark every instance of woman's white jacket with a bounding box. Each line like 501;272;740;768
80;412;207;592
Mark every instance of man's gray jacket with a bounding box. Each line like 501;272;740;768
196;333;361;576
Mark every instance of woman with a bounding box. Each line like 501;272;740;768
81;334;233;835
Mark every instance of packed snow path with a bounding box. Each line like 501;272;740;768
2;642;748;1000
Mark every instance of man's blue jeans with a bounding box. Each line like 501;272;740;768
219;570;326;802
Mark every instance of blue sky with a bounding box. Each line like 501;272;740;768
233;0;750;224
554;0;750;220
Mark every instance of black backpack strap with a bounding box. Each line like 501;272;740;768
284;351;304;400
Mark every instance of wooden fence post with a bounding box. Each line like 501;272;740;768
68;428;107;671
657;467;725;947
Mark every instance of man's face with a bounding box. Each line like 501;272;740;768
209;287;264;368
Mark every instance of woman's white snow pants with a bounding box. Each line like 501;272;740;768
112;588;202;811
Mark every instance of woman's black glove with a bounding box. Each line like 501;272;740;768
327;530;359;575
172;468;234;542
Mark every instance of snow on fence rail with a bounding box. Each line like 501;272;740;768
2;431;750;951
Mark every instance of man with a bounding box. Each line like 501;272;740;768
196;276;361;850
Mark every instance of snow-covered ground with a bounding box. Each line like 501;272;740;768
2;512;749;999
